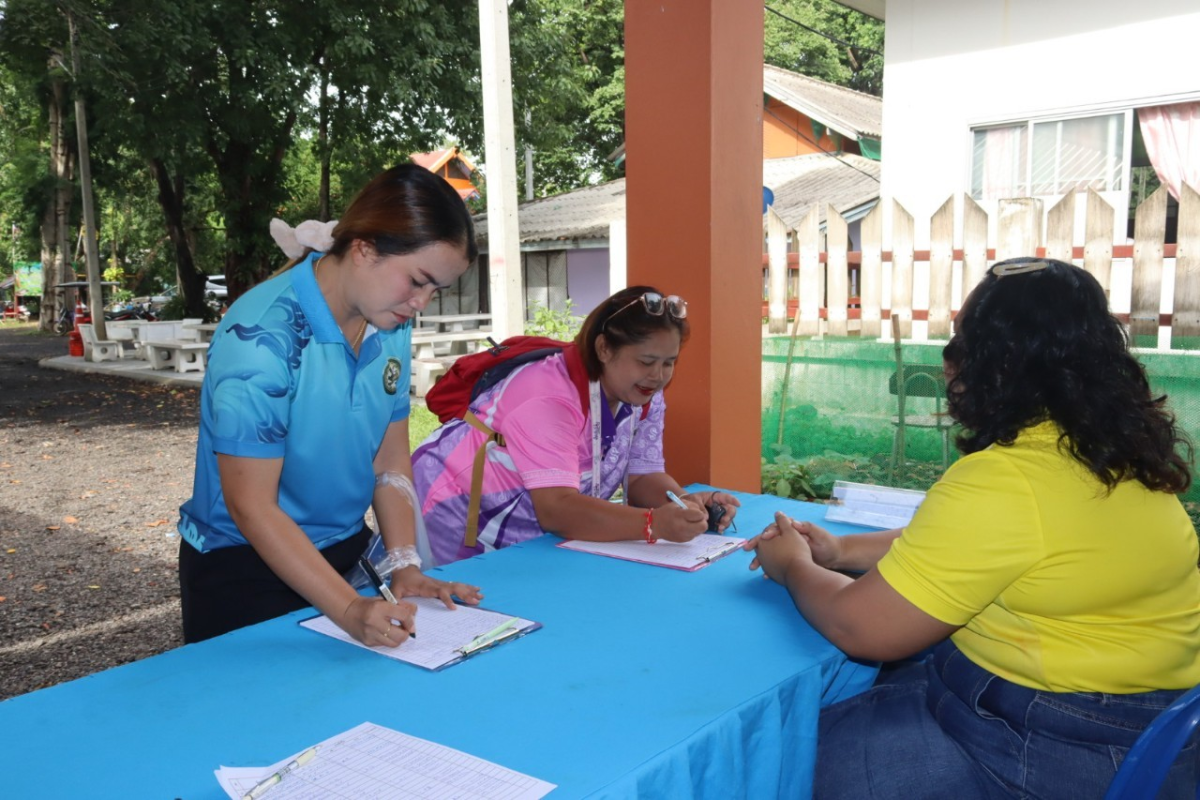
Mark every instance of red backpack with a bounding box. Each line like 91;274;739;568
424;335;589;423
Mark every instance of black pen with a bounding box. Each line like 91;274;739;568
358;556;415;638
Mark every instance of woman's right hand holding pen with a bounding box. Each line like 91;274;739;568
340;595;418;649
652;501;708;543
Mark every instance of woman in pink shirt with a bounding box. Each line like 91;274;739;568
412;286;740;565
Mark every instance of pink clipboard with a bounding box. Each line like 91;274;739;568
556;533;747;571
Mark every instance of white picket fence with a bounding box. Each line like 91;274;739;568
763;183;1200;349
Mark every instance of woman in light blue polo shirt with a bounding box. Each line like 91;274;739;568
178;165;483;645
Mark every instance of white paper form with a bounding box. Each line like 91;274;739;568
557;533;747;571
216;721;556;799
300;597;538;671
823;480;927;529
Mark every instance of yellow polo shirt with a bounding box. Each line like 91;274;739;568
878;422;1200;693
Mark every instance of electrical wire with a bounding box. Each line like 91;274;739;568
764;4;883;58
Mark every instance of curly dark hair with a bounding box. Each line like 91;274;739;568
943;257;1192;493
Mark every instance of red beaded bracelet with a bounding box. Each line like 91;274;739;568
643;508;657;544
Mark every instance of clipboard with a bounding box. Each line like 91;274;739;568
556;533;747;572
299;597;541;671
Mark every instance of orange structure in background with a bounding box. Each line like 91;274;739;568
763;98;863;159
625;1;764;493
410;147;481;202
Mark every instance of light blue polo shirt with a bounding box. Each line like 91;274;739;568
178;253;412;552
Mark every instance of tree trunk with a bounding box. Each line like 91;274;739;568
55;92;75;319
317;61;331;222
39;61;74;332
211;108;298;302
39;192;57;333
149;158;207;317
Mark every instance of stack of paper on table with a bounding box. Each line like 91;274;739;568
557;533;747;571
300;596;540;671
216;721;555;799
823;480;926;529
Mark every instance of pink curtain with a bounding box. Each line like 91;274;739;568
1138;102;1200;200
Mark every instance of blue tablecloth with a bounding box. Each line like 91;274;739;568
0;487;879;798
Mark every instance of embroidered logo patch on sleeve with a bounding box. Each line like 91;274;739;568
383;357;402;395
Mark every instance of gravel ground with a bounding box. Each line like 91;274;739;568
0;323;195;701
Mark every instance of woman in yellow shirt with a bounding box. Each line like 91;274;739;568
749;257;1200;798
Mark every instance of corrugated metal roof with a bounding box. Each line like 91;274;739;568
474;179;626;247
767;153;882;230
474;153;879;248
763;64;881;140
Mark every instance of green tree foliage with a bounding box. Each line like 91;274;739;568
0;0;884;307
506;0;882;198
764;0;883;96
0;59;48;273
510;0;625;196
32;0;484;310
0;0;81;328
97;1;468;299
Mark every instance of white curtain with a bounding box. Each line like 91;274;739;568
1138;101;1200;200
974;126;1026;202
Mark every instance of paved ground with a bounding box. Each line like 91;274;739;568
0;323;196;700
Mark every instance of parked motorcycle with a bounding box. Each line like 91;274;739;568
105;305;157;322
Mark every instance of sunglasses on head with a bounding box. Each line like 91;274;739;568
603;292;688;331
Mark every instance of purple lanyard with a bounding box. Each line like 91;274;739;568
599;387;631;454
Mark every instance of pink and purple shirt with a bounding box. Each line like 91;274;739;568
412;352;667;565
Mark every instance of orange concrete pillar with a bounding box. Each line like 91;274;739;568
626;1;763;493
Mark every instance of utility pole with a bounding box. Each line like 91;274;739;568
68;9;106;340
478;0;524;338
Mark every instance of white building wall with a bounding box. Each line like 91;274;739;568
880;0;1200;246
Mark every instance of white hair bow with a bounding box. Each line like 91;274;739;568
269;218;338;259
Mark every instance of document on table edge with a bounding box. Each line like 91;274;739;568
215;721;556;799
299;596;541;671
556;533;747;571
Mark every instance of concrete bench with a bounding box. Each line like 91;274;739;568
411;330;493;359
134;321;187;359
416;313;493;332
144;340;209;373
177;318;204;342
105;321;138;342
78;324;131;362
412;355;461;397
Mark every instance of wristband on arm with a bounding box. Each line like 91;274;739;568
374;471;428;570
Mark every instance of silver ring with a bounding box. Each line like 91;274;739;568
382;628;390;639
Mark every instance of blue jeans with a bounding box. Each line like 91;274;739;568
814;641;1198;799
